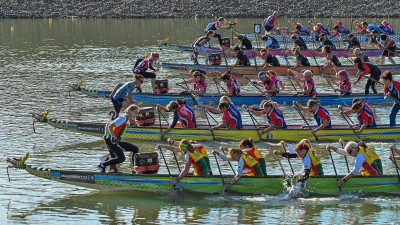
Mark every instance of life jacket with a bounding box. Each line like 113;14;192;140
111;115;128;140
357;106;376;127
367;25;384;33
227;76;241;96
295;25;311;35
305;149;323;176
320;25;330;35
242;147;264;164
134;58;152;73
337;27;350;35
223;108;242;129
187;150;208;176
270;76;283;94
204;21;221;33
312;105;332;128
358;147;378;176
262;78;277;95
193;36;210;47
266;108;287;129
380;23;395;34
361;63;381;76
240;153;260;176
176;103;197;128
192;144;209;158
303;79;316;96
339;78;352;95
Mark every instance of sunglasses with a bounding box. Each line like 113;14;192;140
139;80;144;84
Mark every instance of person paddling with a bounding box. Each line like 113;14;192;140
293;99;332;133
158;139;210;185
98;105;140;173
274;139;324;182
176;71;207;95
381;71;400;127
157;100;196;136
340;100;376;135
203;102;243;130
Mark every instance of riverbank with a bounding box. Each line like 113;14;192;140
1;0;398;18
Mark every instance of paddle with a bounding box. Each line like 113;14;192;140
221;148;236;175
244;76;269;98
327;145;342;193
338;108;361;141
281;142;295;175
203;108;216;141
390;147;400;183
167;140;182;173
158;146;172;181
340;141;351;173
293;102;319;141
277;160;286;177
321;74;348;107
213;153;225;188
243;106;262;140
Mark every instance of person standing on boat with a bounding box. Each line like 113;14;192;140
274;139;324;182
341;100;376;135
97;105;140;173
244;72;278;96
156;100;197;136
237;35;253;50
327;139;383;175
158;139;210;185
263;11;278;34
133;53;159;94
204;17;227;46
344;34;361;51
293;99;332;133
192;30;215;65
381;71;400;127
258;48;280;68
287;69;316;97
290;34;308;50
110;75;144;118
244;100;287;136
219;72;241;96
176;71;207;96
205;102;243;130
336;141;381;186
213;148;264;190
378;34;397;65
219;138;267;176
333;70;352;96
353;57;381;95
233;46;251;66
167;138;213;175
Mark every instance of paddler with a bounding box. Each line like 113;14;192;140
212;148;264;190
258;48;281;68
203;102;243;130
353;57;381;95
233;46;251;66
287;69;316;97
332;21;351;37
262;11;278;34
293;99;332;133
158;139;210;185
286;46;310;69
274;139;324;181
290;34;308;50
290;22;311;36
167;138;213;175
313;45;342;73
377;19;395;35
132;53;160;94
316;34;336;50
156;100;197;136
344;34;361;51
378;34;397;65
109;74;144;118
219;137;267;176
204;17;227;46
219;71;241;96
176;70;207;95
327;139;383;175
333;70;352;96
256;33;280;50
344;48;370;63
340;100;376;135
336;141;382;186
244;72;278;96
97;105;140;173
381;71;400;127
244;100;287;136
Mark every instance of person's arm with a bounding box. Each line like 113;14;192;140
260;123;275;134
273;150;298;158
202;105;221;114
176;78;192;86
292;101;309;112
337;154;364;186
326;145;349;156
313;119;329;133
357;119;368;135
247;107;264;116
224;158;243;190
171;161;190;185
212;123;226;130
107;123;117;141
157;144;182;152
126;90;139;104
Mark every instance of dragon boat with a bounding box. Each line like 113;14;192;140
7;153;400;196
33;111;400;143
76;86;389;107
161;63;400;76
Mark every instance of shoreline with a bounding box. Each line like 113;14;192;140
1;1;399;19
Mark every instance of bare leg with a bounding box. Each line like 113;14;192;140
151;78;156;93
389;56;396;64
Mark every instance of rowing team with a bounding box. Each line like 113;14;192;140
97;105;400;190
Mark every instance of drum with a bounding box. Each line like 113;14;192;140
132;152;160;174
135;107;156;126
208;53;222;65
155;79;169;94
221;37;231;48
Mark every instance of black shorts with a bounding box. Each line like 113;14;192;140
382;46;397;57
137;71;156;79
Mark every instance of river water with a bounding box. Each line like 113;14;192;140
1;18;400;224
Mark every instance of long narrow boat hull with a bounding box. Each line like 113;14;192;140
21;164;400;196
43;117;400;143
78;88;389;106
175;45;393;58
161;63;400;76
